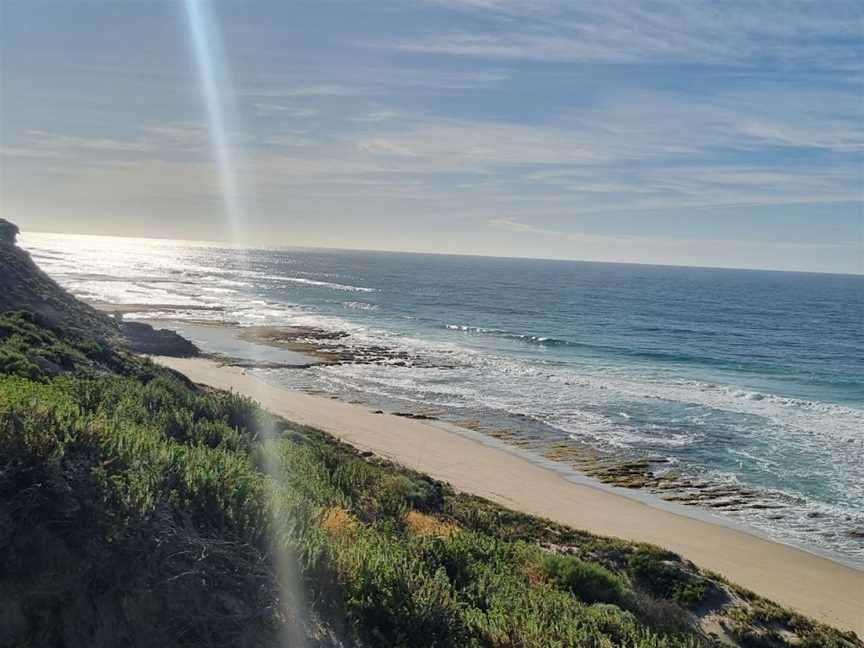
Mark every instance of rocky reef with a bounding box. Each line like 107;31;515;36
455;421;795;520
236;325;452;368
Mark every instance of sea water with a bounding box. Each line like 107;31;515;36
21;231;864;565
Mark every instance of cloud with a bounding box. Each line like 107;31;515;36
262;132;319;148
352;118;608;170
11;76;860;221
16;79;857;222
338;67;511;90
139;122;210;147
0;147;66;159
344;84;862;181
734;117;863;153
487;216;559;235
376;1;863;68
25;130;152;153
17;123;219;160
374;32;645;63
252;102;319;118
350;109;401;123
486;215;854;248
520;161;862;211
244;83;365;98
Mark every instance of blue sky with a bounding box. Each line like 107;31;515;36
0;0;861;272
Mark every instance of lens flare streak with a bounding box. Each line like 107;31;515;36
182;2;305;644
182;0;244;242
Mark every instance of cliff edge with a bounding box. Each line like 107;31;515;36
0;219;197;356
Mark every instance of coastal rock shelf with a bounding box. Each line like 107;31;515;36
235;325;455;369
455;421;824;531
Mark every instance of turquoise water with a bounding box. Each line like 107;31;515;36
22;232;864;564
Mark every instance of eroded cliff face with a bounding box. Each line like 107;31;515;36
0;218;118;338
0;219;197;357
0;219;20;244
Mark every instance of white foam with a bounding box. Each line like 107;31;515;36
343;301;379;311
259;275;375;292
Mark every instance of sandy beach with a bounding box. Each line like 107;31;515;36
154;355;864;636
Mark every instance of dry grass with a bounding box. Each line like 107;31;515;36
404;510;458;538
320;506;358;537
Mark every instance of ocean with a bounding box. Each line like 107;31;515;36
21;231;864;566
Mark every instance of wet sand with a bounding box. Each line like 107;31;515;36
154;355;864;636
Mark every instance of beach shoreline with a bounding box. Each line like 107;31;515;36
25;230;863;571
154;355;864;636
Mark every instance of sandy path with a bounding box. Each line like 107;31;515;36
154;356;864;635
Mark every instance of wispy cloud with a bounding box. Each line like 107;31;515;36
25;130;152;153
486;216;860;252
14;78;859;217
377;1;863;69
487;216;558;235
350;109;402;123
243;83;366;98
0;147;66;160
337;67;511;90
5;122;238;164
345;85;862;178
353;119;607;168
262;132;319;148
252;102;319;118
484;215;861;274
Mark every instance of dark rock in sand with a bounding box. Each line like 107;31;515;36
392;412;439;421
120;321;199;357
221;357;317;370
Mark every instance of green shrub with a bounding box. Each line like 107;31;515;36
0;348;43;380
540;552;628;605
628;549;706;608
325;528;467;647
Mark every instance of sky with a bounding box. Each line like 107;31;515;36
0;0;862;273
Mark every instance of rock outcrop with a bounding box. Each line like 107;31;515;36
119;320;198;357
0;219;198;357
0;218;119;339
0;219;20;244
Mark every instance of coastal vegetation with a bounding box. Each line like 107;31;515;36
1;222;860;647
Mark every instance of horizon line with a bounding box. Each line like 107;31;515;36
18;225;864;278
